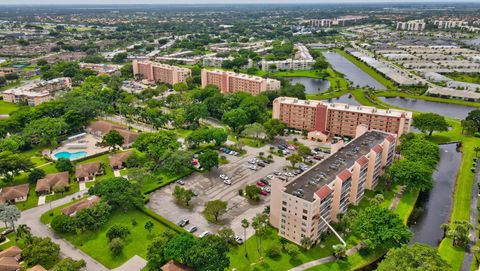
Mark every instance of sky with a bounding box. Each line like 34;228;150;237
0;0;478;5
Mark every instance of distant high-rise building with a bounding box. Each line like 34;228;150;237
132;60;191;85
201;69;281;95
396;20;426;31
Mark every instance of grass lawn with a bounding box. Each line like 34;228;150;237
444;73;480;84
0;100;19;114
333;49;395;90
42;208;172;269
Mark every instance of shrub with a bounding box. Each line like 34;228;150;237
50;215;76;233
106;225;130;241
131;219;137;226
109;238;124;255
266;246;281;258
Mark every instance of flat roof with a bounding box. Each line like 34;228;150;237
284;130;389;202
276;97;412;118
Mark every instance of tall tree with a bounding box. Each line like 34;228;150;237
102;130;124;150
88;177;142;211
52;257;86;271
146;231;175;269
412;113;449;136
466;109;480;131
164;233;196;263
173;186;195;207
203;200;227;223
388;160;433;192
23;117;68;146
353;206;412;250
198;149;219;171
22;237;60;269
447;220;473;247
0;151;33;181
0;204;21;230
263;118;286;140
241;219;250;256
252;213;269;257
185;235;230;271
221;108;249;134
377;243;450;271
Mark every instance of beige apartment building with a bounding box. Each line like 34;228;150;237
272;97;412;138
1;77;72;106
270;130;396;246
201;69;281;95
132;60;191;85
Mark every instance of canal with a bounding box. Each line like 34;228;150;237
409;143;462;246
379;96;478;119
287;77;330;94
322;51;385;90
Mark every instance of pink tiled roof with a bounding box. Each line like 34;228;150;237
356;156;369;166
315;185;333;200
337;169;352;182
372;144;383;153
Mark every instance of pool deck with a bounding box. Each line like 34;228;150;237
51;134;109;161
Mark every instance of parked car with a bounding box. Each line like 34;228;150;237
176;179;185;185
199;231;211;238
262;186;271;193
235;236;244;244
219;174;228;180
260;179;270;186
274;170;282;175
248;165;257;171
177;219;189;227
188;226;198;233
256;181;266;187
266;174;274;180
224;179;232;185
259;190;268;196
257;162;265;167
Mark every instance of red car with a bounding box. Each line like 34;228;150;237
256;181;266;187
259;190;268;196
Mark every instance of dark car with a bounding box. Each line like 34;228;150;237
177;219;189;227
257;162;265;167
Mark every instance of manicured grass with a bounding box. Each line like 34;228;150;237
43;208;172;269
333;49;395;90
0;100;19;114
444;73;480;84
46;181;80;202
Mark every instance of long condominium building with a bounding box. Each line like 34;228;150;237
1;77;72;106
270;130;396;245
396;20;426;31
272;97;412;138
201;69;281;95
132;60;191;85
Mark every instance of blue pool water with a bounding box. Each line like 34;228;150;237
54;151;87;160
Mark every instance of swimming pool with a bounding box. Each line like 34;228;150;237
54;151;87;160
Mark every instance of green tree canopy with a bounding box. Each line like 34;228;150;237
198;149;219;171
22;237;60;269
377;243;450;271
388;160;433;192
203;200;227;223
353;206;412;250
412;113;449;136
102;130;124;150
89;177;142;211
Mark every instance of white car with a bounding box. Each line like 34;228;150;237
248;165;257;171
224;179;232;185
266;175;274;180
262;186;271;193
235;236;244;244
219;174;228;180
199;231;211;238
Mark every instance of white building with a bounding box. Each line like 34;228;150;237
396;20;426;31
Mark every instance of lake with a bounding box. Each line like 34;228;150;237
379;97;478;119
322;51;385;90
409;143;462;246
321;94;360;106
287;77;330;94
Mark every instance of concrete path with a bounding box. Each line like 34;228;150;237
37;195;46;206
461;163;480;271
79;181;86;191
17;191;109;271
112;255;147;271
113;170;121;177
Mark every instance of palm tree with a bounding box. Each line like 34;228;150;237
15;224;31;242
241;219;249;257
251;213;268;258
333;244;346;259
440;223;450;238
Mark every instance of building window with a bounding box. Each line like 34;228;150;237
282;207;287;211
302;215;308;220
303;209;308;214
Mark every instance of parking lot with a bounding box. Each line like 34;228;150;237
146;143;293;239
147;136;326;240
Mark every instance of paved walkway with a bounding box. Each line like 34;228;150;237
37;195;46;206
112;255;147;271
461;163;480;271
288;186;405;271
79;181;86;191
17;191;109;271
113;170;121;177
